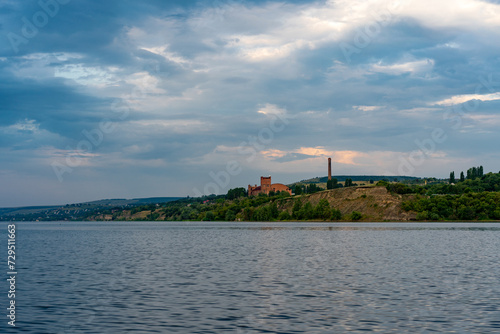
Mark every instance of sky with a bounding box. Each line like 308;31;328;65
1;0;500;207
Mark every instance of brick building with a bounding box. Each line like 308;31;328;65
248;176;292;196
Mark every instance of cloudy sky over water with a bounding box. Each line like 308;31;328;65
1;0;500;207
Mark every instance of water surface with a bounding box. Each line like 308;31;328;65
1;222;499;333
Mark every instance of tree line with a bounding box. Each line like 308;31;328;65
402;192;500;221
108;188;353;222
384;167;500;221
450;166;485;184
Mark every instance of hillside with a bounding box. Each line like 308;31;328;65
86;186;416;222
281;186;416;221
0;197;183;221
3;169;497;222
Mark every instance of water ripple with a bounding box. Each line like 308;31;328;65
1;222;500;333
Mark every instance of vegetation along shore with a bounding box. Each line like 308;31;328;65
2;167;499;222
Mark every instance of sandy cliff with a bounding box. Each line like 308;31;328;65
280;186;417;221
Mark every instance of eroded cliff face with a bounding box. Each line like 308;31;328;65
281;186;417;221
92;186;417;222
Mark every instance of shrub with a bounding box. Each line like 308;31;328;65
314;199;331;220
278;211;291;220
299;202;314;220
331;209;342;220
376;180;390;187
457;206;475;220
203;211;215;221
292;200;302;220
224;210;236;221
351;211;362;221
416;211;428;220
429;212;440;220
386;183;413;194
253;206;271;221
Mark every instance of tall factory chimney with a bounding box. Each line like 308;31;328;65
328;157;332;181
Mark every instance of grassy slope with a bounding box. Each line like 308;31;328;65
279;186;416;221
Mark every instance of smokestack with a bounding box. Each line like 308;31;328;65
328;157;332;181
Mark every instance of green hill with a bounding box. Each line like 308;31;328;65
0;197;183;221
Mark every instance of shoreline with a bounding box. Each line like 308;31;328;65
3;220;500;223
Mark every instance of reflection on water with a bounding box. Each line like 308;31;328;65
1;222;499;333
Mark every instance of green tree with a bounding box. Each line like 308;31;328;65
350;211;362;221
180;207;192;220
148;210;160;221
294;185;302;195
269;202;279;219
331;208;342;220
226;187;247;200
278;211;291;220
203;211;215;221
314;199;331;220
449;171;455;184
225;210;236;221
458;205;475;220
416;211;428;220
460;171;465;182
306;184;321;194
277;191;291;198
253;206;271;221
387;183;413;194
327;178;340;190
376;180;390;187
243;207;254;221
292;200;302;219
344;178;353;187
300;202;314;220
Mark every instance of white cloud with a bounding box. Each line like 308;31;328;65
399;107;441;120
190;142;458;177
44;147;100;167
7;119;39;132
469;114;500;126
257;103;288;116
433;92;500;106
123;71;165;95
129;119;208;134
203;145;369;166
186;0;500;65
354;105;382;112
184;1;400;62
141;45;191;67
370;58;435;75
397;0;500;30
54;64;119;87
